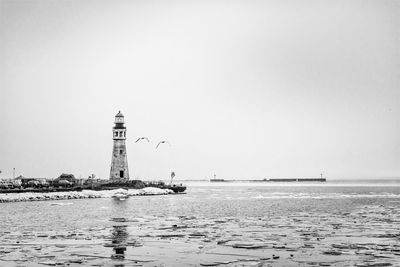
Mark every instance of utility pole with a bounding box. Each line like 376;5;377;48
13;168;15;179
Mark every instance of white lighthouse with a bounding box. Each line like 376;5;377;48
110;111;130;181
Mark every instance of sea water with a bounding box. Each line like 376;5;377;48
0;181;399;266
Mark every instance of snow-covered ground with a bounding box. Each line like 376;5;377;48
0;187;173;203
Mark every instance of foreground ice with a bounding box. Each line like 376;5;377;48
1;185;399;266
0;187;173;203
0;203;399;266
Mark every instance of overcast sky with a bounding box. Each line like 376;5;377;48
1;0;399;180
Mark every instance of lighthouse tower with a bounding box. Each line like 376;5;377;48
110;111;130;181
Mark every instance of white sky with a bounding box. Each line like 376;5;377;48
1;0;399;180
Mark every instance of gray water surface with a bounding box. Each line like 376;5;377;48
1;183;399;266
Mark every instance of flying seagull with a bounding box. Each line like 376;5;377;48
135;137;150;143
156;140;170;149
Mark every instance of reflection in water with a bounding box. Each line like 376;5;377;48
108;198;130;265
110;224;128;259
106;200;128;264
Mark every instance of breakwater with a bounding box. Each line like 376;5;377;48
210;178;326;182
0;187;173;203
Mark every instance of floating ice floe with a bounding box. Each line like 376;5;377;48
0;187;173;203
110;188;129;199
49;202;74;206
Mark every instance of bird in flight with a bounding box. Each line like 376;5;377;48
135;137;150;143
156;140;170;149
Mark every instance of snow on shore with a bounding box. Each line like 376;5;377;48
0;187;173;203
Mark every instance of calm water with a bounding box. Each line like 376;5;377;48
1;182;400;266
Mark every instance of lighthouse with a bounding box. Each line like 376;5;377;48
110;111;130;181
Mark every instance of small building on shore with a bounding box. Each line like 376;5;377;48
52;173;80;186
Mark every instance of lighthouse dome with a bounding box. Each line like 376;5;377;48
114;111;125;124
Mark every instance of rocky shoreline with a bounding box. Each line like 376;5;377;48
0;187;174;203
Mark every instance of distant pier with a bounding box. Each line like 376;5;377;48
210;178;327;182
